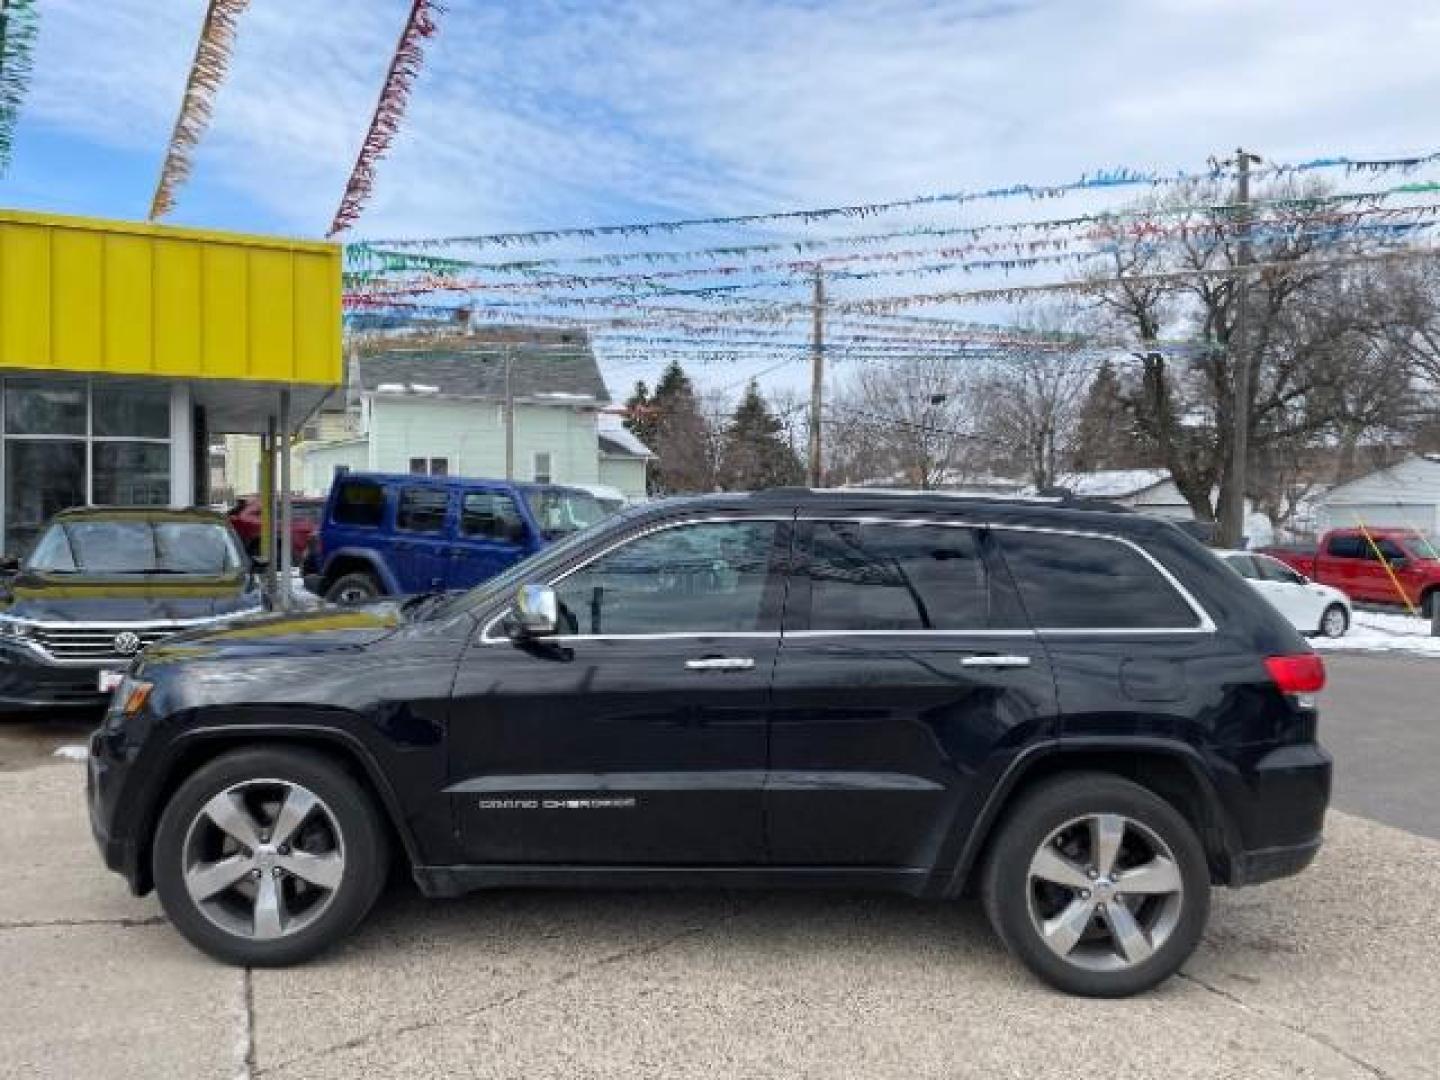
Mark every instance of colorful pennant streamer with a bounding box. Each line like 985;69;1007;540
328;0;441;238
0;0;40;174
149;0;251;220
362;153;1440;251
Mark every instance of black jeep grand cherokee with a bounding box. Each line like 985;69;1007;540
88;489;1331;997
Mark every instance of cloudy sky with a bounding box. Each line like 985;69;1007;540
6;0;1440;393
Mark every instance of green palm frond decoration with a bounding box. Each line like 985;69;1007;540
0;0;40;174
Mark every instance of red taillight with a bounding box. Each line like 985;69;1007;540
1265;654;1326;694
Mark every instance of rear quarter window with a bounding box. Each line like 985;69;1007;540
996;529;1200;630
331;480;386;527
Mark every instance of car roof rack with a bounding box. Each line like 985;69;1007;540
744;486;1135;514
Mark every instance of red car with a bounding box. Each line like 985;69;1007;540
227;495;324;563
1262;527;1440;615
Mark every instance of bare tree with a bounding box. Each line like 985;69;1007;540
824;354;983;488
972;307;1096;489
1093;177;1396;529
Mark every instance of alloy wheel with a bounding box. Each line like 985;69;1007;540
181;779;346;941
1026;813;1184;972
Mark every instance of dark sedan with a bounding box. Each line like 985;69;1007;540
0;506;265;710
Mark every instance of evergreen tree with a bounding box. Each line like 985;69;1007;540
647;361;713;494
623;380;657;450
1071;359;1137;471
718;380;805;491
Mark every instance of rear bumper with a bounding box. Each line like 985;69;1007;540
1230;836;1322;886
1221;741;1332;887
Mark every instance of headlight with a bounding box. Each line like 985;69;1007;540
107;675;153;717
104;676;154;735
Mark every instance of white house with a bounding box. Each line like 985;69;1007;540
225;332;653;501
1318;454;1440;534
1054;469;1197;520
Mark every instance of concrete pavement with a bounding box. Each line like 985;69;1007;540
2;652;1438;1079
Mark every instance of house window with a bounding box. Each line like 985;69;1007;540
409;457;449;477
533;452;553;484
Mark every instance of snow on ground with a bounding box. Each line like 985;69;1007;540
1313;610;1440;656
52;745;89;761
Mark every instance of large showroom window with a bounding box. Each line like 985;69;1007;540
1;379;173;556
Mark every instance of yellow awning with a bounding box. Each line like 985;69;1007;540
0;208;341;387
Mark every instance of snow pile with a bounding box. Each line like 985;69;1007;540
52;745;89;761
1313;611;1440;657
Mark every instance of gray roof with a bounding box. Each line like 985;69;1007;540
356;339;610;405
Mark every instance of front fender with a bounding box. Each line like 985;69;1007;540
323;547;402;594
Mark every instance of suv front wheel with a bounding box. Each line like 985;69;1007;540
981;773;1210;997
152;747;389;966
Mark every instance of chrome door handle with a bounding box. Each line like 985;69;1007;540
685;657;755;672
960;654;1032;669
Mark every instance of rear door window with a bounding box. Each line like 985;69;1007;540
397;487;450;534
802;522;993;631
996;529;1200;630
460;491;525;541
331;480;386;527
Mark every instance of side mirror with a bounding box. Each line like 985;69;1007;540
511;583;558;637
250;554;270;575
1390;557;1408;571
0;555;18;575
503;518;530;545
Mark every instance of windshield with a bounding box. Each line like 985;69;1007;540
25;520;244;576
524;488;608;538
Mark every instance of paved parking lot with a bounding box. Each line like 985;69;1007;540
2;656;1438;1079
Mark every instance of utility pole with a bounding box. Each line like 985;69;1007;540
1222;147;1262;548
807;267;825;487
503;344;515;481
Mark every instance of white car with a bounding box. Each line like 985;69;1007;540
1216;549;1351;637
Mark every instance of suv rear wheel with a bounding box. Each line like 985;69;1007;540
325;571;381;605
981;773;1209;997
152;747;389;966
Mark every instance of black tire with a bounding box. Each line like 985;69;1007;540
981;772;1210;997
152;746;389;967
1318;603;1349;638
325;571;381;605
1422;590;1437;620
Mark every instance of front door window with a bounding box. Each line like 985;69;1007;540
551;520;779;635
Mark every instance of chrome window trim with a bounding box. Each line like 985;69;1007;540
478;511;1216;644
782;629;1036;639
479;514;791;644
791;515;1215;636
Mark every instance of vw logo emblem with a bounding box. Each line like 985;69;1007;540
113;631;142;656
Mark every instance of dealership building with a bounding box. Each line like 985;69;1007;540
0;208;341;558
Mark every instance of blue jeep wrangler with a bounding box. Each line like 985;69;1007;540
304;472;610;604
